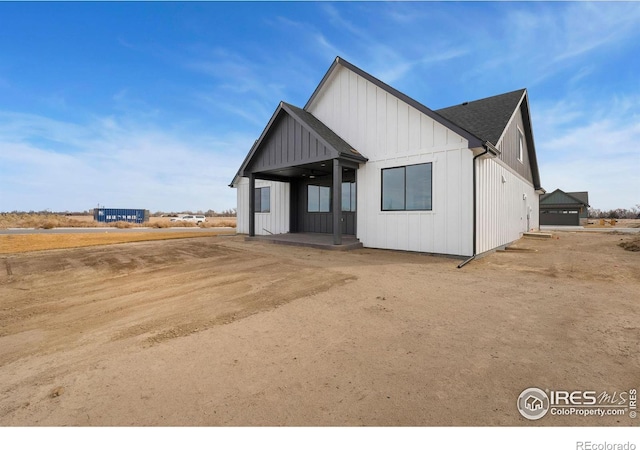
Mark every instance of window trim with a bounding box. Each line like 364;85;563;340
341;181;356;212
307;184;331;213
517;126;524;163
254;186;271;213
381;162;433;212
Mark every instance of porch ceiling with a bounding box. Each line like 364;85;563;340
257;160;356;181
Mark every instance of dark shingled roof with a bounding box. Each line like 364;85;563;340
567;191;589;206
541;189;590;207
436;89;526;146
282;102;366;161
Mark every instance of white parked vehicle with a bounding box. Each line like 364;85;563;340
170;215;206;224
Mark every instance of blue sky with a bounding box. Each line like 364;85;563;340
0;2;638;213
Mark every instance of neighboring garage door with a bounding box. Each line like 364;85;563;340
540;209;580;226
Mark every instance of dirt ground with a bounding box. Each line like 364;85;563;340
0;231;638;426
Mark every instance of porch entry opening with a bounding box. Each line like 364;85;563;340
292;168;356;235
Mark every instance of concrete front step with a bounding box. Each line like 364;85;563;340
523;232;553;239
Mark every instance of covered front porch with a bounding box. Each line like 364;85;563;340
236;101;367;246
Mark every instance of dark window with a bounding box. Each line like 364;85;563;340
254;187;270;213
381;163;432;211
341;182;356;212
308;185;331;212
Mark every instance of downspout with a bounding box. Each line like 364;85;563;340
457;143;494;269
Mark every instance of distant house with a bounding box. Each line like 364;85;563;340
231;57;545;259
540;189;589;226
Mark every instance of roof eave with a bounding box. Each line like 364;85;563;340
484;141;500;156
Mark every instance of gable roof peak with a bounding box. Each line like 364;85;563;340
541;188;590;207
305;56;485;149
436;88;527;146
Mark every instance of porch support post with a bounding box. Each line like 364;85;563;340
249;172;256;237
332;159;342;245
354;165;358;236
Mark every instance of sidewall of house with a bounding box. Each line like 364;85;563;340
235;177;290;235
476;158;539;254
357;149;474;256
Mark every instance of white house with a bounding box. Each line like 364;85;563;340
231;57;544;262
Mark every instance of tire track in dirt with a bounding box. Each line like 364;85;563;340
0;238;353;369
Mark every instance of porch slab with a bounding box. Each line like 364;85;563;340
245;232;363;251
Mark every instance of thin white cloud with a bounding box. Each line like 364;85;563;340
317;4;468;85
375;49;469;85
196;92;273;128
314;33;347;61
477;2;640;87
534;96;640;210
0;111;250;212
268;15;306;30
551;3;640;62
184;46;306;132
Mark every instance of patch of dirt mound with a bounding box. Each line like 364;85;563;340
618;236;640;252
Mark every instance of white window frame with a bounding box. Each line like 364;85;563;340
517;126;524;163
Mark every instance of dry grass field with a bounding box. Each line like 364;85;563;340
584;218;640;228
0;214;236;230
0;230;236;254
0;231;638;426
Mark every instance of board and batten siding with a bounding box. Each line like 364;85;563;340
249;113;334;173
235;178;290;235
307;65;474;256
495;104;534;184
476;157;539;254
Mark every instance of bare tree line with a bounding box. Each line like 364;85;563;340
588;204;640;219
1;208;237;217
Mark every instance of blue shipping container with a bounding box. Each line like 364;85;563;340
93;208;150;224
